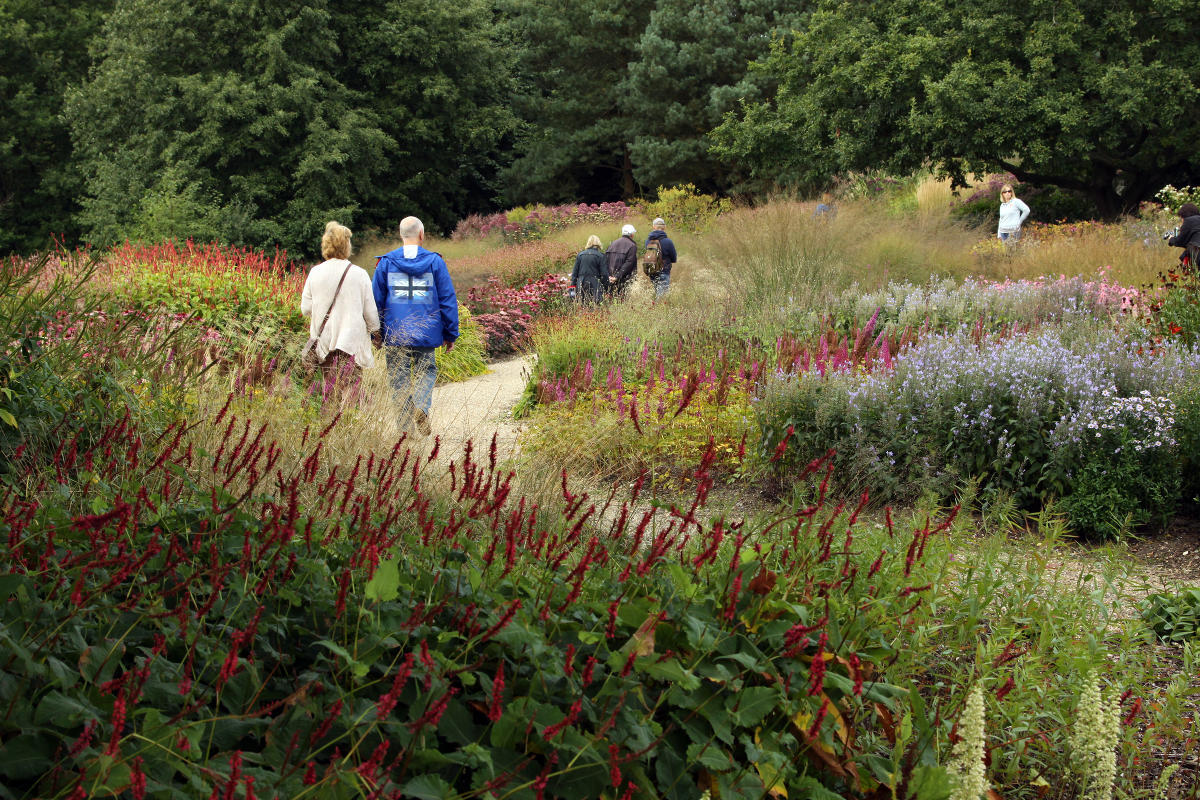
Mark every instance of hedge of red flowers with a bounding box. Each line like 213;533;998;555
0;386;953;798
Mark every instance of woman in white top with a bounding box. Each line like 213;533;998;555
997;184;1031;242
300;221;381;400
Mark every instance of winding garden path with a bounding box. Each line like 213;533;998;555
427;354;531;465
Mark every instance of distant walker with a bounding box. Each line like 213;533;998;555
644;218;677;298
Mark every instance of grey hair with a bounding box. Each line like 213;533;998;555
399;216;425;240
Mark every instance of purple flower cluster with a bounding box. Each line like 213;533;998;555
837;327;1200;462
466;274;570;355
452;203;632;241
842;274;1142;335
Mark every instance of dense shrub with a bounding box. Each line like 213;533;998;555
637;184;729;234
466;275;573;357
1140;588;1200;642
757;325;1200;513
1144;265;1200;346
1154;184;1200;212
1056;390;1181;538
0;252;210;473
832;273;1143;340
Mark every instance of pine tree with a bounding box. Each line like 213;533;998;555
623;0;807;196
497;0;651;204
66;0;515;255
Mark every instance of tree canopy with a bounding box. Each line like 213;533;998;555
9;0;1200;255
0;0;112;253
713;0;1200;215
623;0;806;196
65;0;514;257
497;0;652;205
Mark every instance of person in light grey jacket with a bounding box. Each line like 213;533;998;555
301;221;380;398
997;184;1031;241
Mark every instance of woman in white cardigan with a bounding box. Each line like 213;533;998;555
300;221;381;399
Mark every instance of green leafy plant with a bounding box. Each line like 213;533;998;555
94;241;306;334
0;394;957;798
1154;184;1200;212
1058;391;1181;540
1144;266;1200;347
434;305;488;383
1140;588;1200;643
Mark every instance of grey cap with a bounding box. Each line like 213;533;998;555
652;217;666;227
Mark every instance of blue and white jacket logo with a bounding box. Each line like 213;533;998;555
388;272;434;304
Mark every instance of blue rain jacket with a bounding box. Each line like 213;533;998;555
372;246;459;348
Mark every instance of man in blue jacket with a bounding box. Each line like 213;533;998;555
372;216;459;436
646;217;678;298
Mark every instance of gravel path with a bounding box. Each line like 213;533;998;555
427;355;532;463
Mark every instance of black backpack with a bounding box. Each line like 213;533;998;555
641;240;664;277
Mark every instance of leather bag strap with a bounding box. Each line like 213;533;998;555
314;262;353;340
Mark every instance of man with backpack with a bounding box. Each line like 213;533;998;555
643;217;678;298
605;223;639;298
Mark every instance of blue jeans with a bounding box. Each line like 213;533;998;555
386;346;437;424
652;270;671;298
998;230;1021;242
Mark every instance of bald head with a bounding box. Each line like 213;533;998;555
399;216;425;243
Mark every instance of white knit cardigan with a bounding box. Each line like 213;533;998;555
300;259;381;369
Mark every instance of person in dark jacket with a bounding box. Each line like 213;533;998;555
372;216;459;436
605;224;638;297
645;218;678;298
570;235;609;303
1167;203;1200;269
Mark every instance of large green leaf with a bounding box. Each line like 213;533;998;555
0;573;29;601
793;775;845;800
402;774;454;800
365;558;400;603
906;765;953;800
686;741;733;771
33;690;93;727
638;657;700;691
729;686;779;727
0;734;54;780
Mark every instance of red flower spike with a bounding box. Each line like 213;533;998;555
807;697;830;739
563;644;576;677
479;599;522;644
770;425;795;462
488;662;506;722
542;698;582;739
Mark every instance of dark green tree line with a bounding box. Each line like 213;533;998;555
713;0;1200;215
623;0;806;196
497;0;652;205
64;0;514;257
0;0;113;253
5;0;807;255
